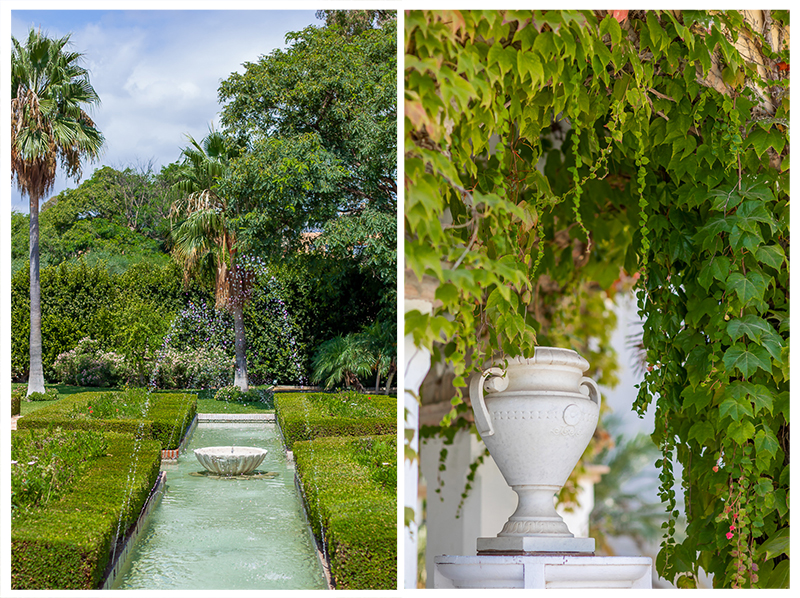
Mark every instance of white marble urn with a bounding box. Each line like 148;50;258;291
469;347;601;554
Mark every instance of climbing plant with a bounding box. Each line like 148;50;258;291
405;10;789;588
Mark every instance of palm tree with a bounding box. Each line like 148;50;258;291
361;319;396;394
170;130;251;391
11;28;104;396
311;334;375;391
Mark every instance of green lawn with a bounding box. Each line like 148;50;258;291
195;398;273;413
13;384;274;415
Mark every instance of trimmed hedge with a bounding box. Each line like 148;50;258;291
293;435;396;590
12;432;162;589
11;387;23;416
16;390;196;451
275;391;395;450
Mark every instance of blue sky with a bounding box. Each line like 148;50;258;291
7;6;322;213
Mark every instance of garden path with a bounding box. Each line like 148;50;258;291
11;415;20;430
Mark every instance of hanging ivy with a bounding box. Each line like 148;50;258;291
405;9;789;588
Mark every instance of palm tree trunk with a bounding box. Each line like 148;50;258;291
383;359;396;395
232;303;249;392
27;194;46;395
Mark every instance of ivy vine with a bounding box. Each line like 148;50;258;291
405;9;789;588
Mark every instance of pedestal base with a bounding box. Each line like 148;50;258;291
477;535;595;555
434;555;652;589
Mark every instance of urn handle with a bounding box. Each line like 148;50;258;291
469;367;508;437
580;376;602;407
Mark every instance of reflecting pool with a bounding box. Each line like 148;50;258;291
113;423;327;590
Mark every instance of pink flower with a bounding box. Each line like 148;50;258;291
726;532;734;540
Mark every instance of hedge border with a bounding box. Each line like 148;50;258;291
16;391;197;450
275;392;395;451
11;432;162;589
293;434;397;590
11;389;22;416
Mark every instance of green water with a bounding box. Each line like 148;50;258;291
113;423;327;590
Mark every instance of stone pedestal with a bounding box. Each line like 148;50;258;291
434;555;653;589
477;535;595;555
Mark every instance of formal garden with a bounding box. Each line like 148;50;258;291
10;9;397;591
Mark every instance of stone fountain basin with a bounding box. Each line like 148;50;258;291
194;446;267;476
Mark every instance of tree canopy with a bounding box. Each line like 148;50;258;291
405;9;788;588
217;13;397;258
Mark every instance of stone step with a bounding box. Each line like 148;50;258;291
197;413;275;423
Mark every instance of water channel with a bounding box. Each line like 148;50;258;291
112;422;328;590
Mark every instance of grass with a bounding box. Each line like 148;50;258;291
195;398;273;413
13;383;275;415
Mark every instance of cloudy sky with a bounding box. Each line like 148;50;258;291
7;4;323;213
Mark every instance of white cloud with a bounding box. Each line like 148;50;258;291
10;9;319;212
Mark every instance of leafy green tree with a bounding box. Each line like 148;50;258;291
316;9;395;37
217;14;397;259
170;129;252;391
318;206;397;316
11;28;104;395
26;164;179;270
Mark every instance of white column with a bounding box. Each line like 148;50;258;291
404;299;433;589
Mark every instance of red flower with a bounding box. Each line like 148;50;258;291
726;532;734;540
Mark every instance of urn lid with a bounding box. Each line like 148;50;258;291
506;347;590;372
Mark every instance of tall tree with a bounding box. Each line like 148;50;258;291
217;14;397;259
11;28;104;395
170;129;252;391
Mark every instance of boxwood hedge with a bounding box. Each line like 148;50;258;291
15;390;196;450
11;388;22;416
293;434;396;590
11;432;162;589
275;391;395;451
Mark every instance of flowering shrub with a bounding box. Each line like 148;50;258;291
149;347;233;390
51;338;127;387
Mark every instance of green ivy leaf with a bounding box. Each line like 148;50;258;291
682;384;712;412
754;427;780;470
726;271;769;306
728;380;774;416
727;419;756;445
726;314;772;342
747;126;787;159
723;344;773;378
517;49;545;87
735;200;778;235
720;389;754;422
759;527;790;561
435;282;460;306
708;187;742;211
688;419;716;445
697;256;730;289
755;245;786;270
